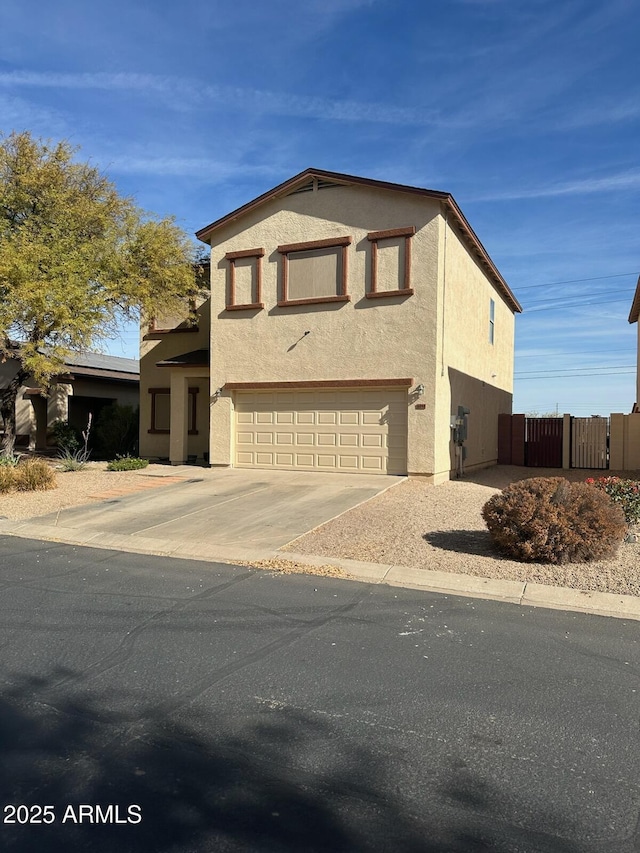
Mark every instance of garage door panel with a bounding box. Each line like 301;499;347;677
317;455;337;468
235;388;407;474
339;412;359;425
362;434;382;447
318;434;337;446
296;454;315;466
317;412;337;424
296;433;314;445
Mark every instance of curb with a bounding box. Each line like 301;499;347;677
0;521;639;622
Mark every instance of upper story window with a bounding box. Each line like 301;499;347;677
489;298;495;344
225;248;265;311
145;299;199;338
366;226;415;298
277;236;352;307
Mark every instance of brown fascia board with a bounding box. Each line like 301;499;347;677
195;168;522;315
628;276;640;323
63;366;140;382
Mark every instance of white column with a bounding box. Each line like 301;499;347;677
169;372;190;465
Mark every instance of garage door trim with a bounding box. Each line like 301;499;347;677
225;377;413;391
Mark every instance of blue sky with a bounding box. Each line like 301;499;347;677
1;0;639;415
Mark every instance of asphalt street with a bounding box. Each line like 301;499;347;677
0;535;638;853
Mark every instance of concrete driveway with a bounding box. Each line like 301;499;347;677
31;467;403;555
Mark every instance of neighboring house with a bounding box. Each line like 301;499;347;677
140;168;522;481
0;350;139;450
629;275;640;412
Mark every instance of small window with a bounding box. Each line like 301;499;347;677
489;299;495;344
277;236;351;306
146;299;199;336
148;387;199;434
225;248;265;310
366;226;415;298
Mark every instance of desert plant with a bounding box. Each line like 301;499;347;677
585;476;640;525
57;448;89;471
0;466;16;492
107;456;149;471
0;452;21;467
50;420;80;453
14;458;56;491
56;414;92;471
482;477;626;564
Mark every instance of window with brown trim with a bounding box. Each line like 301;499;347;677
224;248;265;310
145;300;199;337
148;387;199;434
277;236;351;306
366;226;415;298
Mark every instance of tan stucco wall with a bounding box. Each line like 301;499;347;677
432;216;515;479
206;184;442;473
139;299;210;461
637;322;640;407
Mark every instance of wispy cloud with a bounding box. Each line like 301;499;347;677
106;154;283;181
472;168;640;201
0;70;446;127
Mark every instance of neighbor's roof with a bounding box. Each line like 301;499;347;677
195;167;522;314
628;275;640;323
3;342;139;379
63;352;140;375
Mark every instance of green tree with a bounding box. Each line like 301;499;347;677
0;131;206;455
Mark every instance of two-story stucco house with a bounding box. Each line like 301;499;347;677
140;169;521;482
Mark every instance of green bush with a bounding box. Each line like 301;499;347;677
94;404;139;459
51;420;80;452
107;456;149;471
585;476;640;525
482;476;626;564
14;458;56;491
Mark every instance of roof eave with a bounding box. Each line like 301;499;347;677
628;276;640;323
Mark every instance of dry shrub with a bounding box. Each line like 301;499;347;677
0;467;16;493
482;477;626;564
14;458;56;492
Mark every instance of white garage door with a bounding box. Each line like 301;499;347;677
235;387;407;475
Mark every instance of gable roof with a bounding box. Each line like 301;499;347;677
629;275;640;323
195;167;522;313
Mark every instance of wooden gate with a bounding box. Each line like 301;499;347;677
571;417;608;469
498;414;563;467
525;417;563;467
498;414;611;470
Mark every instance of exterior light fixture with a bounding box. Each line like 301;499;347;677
414;384;425;396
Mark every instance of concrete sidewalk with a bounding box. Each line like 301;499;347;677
1;509;639;623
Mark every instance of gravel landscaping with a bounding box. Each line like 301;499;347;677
284;466;640;597
0;460;186;521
